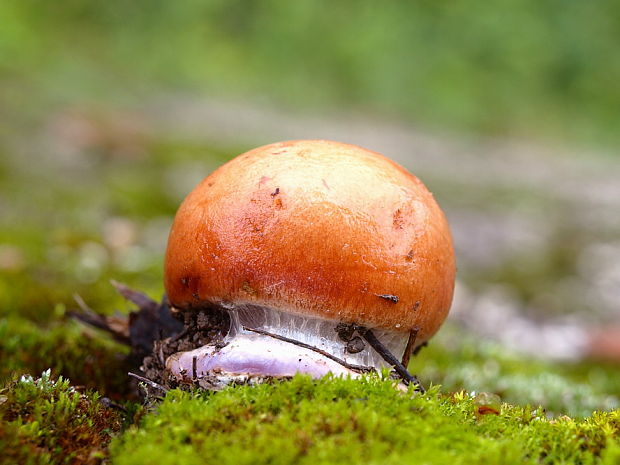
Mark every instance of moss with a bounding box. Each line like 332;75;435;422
111;375;619;465
0;370;617;465
416;326;620;417
0;371;125;465
0;317;131;397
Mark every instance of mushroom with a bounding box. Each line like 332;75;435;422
163;140;455;388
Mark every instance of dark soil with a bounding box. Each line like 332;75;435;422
141;306;230;388
71;284;231;394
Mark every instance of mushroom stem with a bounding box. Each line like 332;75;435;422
243;326;374;373
356;326;425;392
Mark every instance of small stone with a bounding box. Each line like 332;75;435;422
474;392;501;415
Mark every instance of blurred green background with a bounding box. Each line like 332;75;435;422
1;0;619;416
2;0;620;147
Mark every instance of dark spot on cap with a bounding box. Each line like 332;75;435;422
406;250;415;261
393;209;404;229
413;301;421;311
181;276;201;294
271;187;280;196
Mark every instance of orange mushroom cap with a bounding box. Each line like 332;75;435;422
164;140;455;345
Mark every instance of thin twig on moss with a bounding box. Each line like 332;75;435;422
356;326;425;392
128;372;169;393
400;327;419;368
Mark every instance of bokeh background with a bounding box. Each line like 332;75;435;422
1;1;619;416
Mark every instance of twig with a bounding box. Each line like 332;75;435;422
157;342;165;365
99;397;128;413
128;372;169;393
69;294;131;345
73;293;94;314
243;326;374;373
356;326;425;392
400;327;419;368
169;327;189;343
375;294;400;303
111;280;159;312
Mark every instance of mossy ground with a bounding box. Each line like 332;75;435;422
111;376;620;465
0;371;125;465
3;372;618;465
2;331;619;464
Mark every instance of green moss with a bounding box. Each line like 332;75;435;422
0;317;130;397
0;371;124;465
111;375;620;465
416;326;620;417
